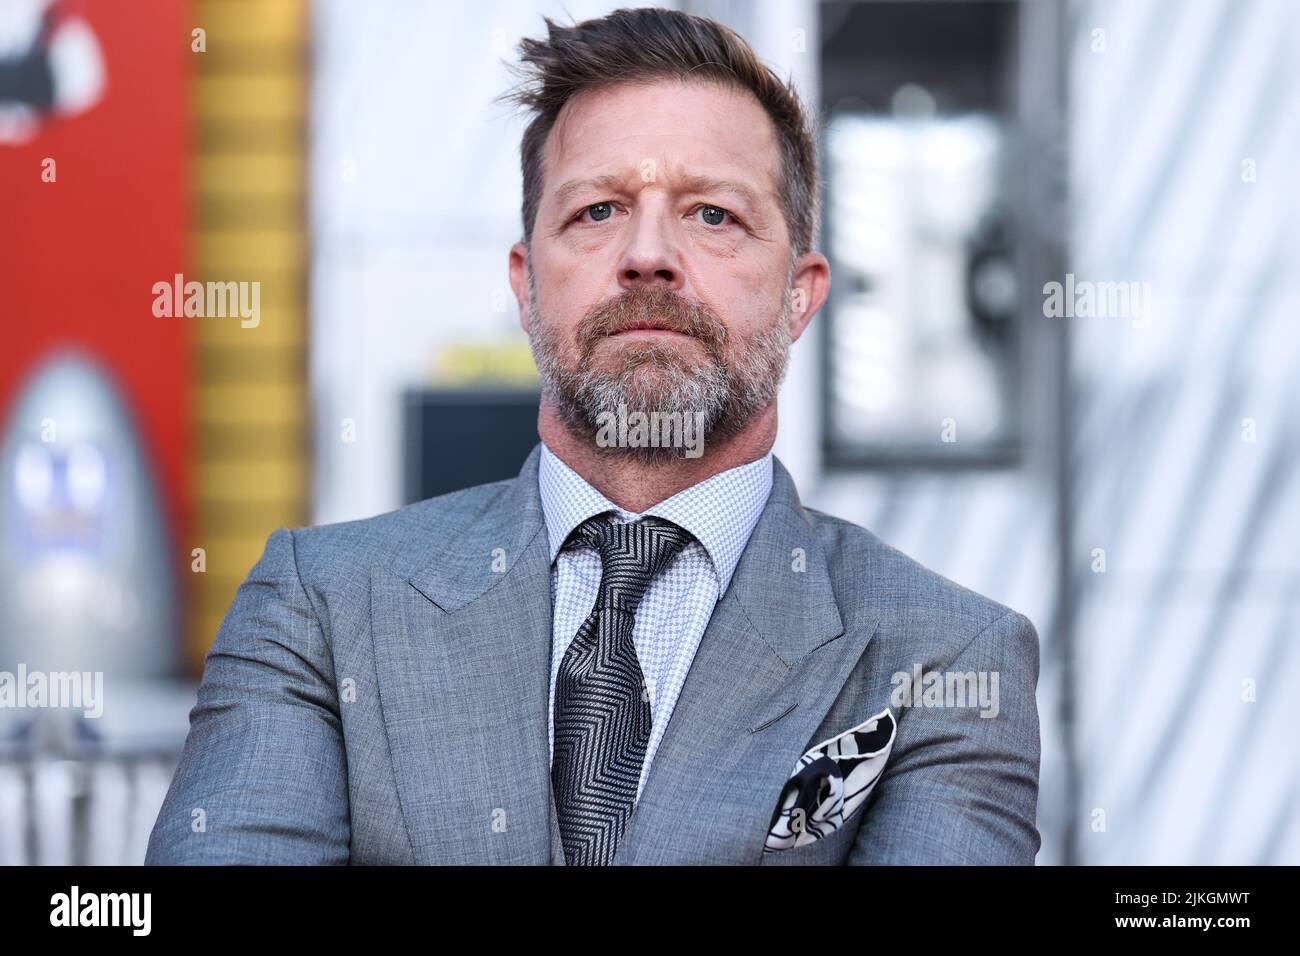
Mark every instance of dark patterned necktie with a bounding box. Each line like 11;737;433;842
552;512;694;866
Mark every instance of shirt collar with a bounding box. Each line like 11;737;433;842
537;440;773;594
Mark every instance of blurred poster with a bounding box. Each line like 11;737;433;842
0;0;190;562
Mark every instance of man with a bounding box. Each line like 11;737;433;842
147;7;1040;866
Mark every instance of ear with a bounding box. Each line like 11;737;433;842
787;250;830;343
508;241;532;334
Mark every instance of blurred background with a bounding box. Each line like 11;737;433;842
1;0;1296;865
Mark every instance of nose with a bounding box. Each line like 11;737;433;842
616;206;685;292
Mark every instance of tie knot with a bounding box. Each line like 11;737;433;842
566;513;694;614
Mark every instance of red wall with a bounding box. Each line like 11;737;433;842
0;0;191;549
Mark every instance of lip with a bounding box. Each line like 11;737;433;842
608;327;692;338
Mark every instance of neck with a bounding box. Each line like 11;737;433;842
538;401;777;513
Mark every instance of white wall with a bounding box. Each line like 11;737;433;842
309;0;649;524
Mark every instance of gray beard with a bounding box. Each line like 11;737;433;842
527;276;792;463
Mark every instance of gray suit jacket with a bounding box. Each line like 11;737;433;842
146;442;1041;865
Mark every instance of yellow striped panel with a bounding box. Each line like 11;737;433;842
189;0;308;674
197;0;304;45
196;74;306;122
196;154;304;194
194;306;306;347
198;459;307;501
197;382;306;425
196;228;306;273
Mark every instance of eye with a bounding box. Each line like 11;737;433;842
576;202;614;223
694;204;738;227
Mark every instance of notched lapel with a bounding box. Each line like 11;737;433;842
615;459;883;865
369;445;557;865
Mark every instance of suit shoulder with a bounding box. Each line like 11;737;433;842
803;506;1031;639
280;477;513;581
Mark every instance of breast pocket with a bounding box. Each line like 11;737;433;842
760;707;897;862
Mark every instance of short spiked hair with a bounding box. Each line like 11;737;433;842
499;6;821;258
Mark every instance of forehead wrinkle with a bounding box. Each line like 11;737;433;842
540;76;785;210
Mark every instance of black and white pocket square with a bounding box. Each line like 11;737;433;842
764;706;897;853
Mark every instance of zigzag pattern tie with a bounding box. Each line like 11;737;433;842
552;512;694;866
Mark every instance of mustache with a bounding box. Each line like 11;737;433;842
577;286;728;355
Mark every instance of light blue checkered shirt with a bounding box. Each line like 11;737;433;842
538;441;773;802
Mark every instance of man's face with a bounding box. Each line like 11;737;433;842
509;78;828;459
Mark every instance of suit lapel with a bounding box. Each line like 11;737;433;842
614;459;880;864
370;444;557;864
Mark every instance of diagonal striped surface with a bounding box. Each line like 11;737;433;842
809;0;1300;864
551;514;694;866
1066;0;1300;865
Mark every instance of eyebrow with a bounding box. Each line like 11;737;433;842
552;172;768;215
675;174;766;213
553;174;629;211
